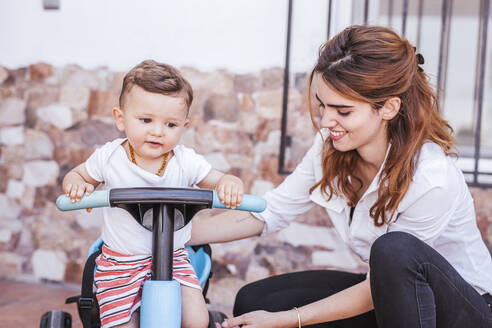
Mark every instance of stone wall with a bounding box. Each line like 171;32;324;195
0;63;490;314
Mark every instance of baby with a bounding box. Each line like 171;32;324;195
62;60;243;328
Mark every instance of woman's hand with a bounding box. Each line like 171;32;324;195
220;310;295;328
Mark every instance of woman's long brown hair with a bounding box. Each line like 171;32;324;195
308;25;455;226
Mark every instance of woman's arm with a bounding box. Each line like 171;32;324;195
191;134;324;245
295;278;373;325
189;210;264;245
223;278;374;328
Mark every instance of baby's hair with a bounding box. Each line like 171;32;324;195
119;60;193;112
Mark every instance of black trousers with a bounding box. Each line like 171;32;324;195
233;232;492;328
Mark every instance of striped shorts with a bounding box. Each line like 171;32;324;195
94;244;201;328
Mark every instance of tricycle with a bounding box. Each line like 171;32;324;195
40;187;266;328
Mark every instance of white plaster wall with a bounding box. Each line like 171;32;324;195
0;0;352;73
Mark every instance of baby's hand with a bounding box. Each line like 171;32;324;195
63;178;95;204
216;174;244;209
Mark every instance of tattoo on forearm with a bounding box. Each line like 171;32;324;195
235;215;251;223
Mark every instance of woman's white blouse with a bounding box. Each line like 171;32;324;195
254;131;492;295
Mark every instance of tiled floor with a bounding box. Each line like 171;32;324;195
0;279;82;327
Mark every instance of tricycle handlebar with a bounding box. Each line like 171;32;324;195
56;190;110;211
56;188;266;213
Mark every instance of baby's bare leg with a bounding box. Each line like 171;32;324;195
116;310;139;328
181;285;209;328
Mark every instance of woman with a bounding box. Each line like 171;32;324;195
190;25;492;327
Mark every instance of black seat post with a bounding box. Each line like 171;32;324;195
152;203;174;281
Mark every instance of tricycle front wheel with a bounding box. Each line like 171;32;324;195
40;310;72;328
208;310;227;328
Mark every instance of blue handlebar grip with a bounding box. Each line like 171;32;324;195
55;190;110;211
212;191;266;212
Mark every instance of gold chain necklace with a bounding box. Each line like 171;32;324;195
128;143;169;176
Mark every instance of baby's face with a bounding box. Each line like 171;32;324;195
113;86;189;160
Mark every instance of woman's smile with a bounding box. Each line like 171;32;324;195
329;129;347;141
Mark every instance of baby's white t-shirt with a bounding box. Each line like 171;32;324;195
85;138;212;255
